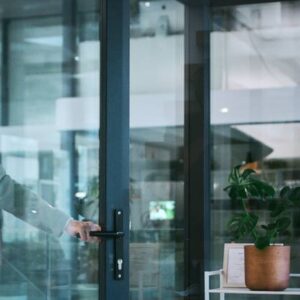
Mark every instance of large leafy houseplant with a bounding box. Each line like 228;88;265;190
224;165;300;249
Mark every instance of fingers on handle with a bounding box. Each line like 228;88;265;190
79;225;88;241
74;221;102;242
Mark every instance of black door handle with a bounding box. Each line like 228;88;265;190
89;231;124;238
75;231;124;239
75;210;125;280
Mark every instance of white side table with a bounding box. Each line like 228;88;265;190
204;269;300;300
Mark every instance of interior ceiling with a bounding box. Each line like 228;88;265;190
0;0;62;18
130;126;184;148
234;123;300;160
0;0;99;19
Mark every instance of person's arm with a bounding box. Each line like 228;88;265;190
0;165;100;241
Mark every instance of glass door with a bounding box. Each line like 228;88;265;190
0;0;129;299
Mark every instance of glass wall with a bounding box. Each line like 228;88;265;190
210;1;300;298
129;1;185;299
0;0;100;299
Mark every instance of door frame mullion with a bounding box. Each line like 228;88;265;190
184;1;211;299
99;0;130;299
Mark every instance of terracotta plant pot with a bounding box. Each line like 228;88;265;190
244;245;290;291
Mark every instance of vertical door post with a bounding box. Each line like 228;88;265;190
99;1;129;299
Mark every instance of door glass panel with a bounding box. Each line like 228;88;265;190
211;1;300;298
0;1;100;299
130;1;184;299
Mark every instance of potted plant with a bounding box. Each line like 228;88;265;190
224;165;300;291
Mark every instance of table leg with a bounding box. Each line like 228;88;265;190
204;272;209;300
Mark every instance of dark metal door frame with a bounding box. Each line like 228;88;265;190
184;1;211;299
99;1;129;299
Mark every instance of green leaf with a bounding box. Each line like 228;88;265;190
275;217;291;232
228;165;242;185
245;185;260;197
233;165;241;180
241;168;256;180
289;187;300;205
225;166;276;202
255;236;271;249
250;179;275;198
228;212;258;240
270;202;286;218
280;186;291;199
231;186;247;200
224;182;248;200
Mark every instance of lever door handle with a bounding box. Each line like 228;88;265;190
89;231;124;238
75;209;124;280
75;231;124;239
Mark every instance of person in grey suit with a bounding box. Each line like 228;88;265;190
0;165;101;242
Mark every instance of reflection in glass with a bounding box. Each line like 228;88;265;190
0;1;100;299
130;1;184;299
211;2;300;299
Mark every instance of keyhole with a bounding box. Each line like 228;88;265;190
117;259;123;270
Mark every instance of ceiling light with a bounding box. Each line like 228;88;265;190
75;192;87;199
220;107;229;113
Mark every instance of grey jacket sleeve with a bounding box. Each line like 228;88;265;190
0;165;70;237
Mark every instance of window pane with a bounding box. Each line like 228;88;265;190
130;1;185;299
0;1;100;299
211;1;300;298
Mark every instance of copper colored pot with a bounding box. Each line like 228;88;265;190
244;245;290;291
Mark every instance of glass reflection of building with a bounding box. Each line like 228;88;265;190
130;1;300;299
0;1;100;299
210;2;300;299
1;0;300;299
129;1;185;299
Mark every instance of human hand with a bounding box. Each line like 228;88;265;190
64;219;101;242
